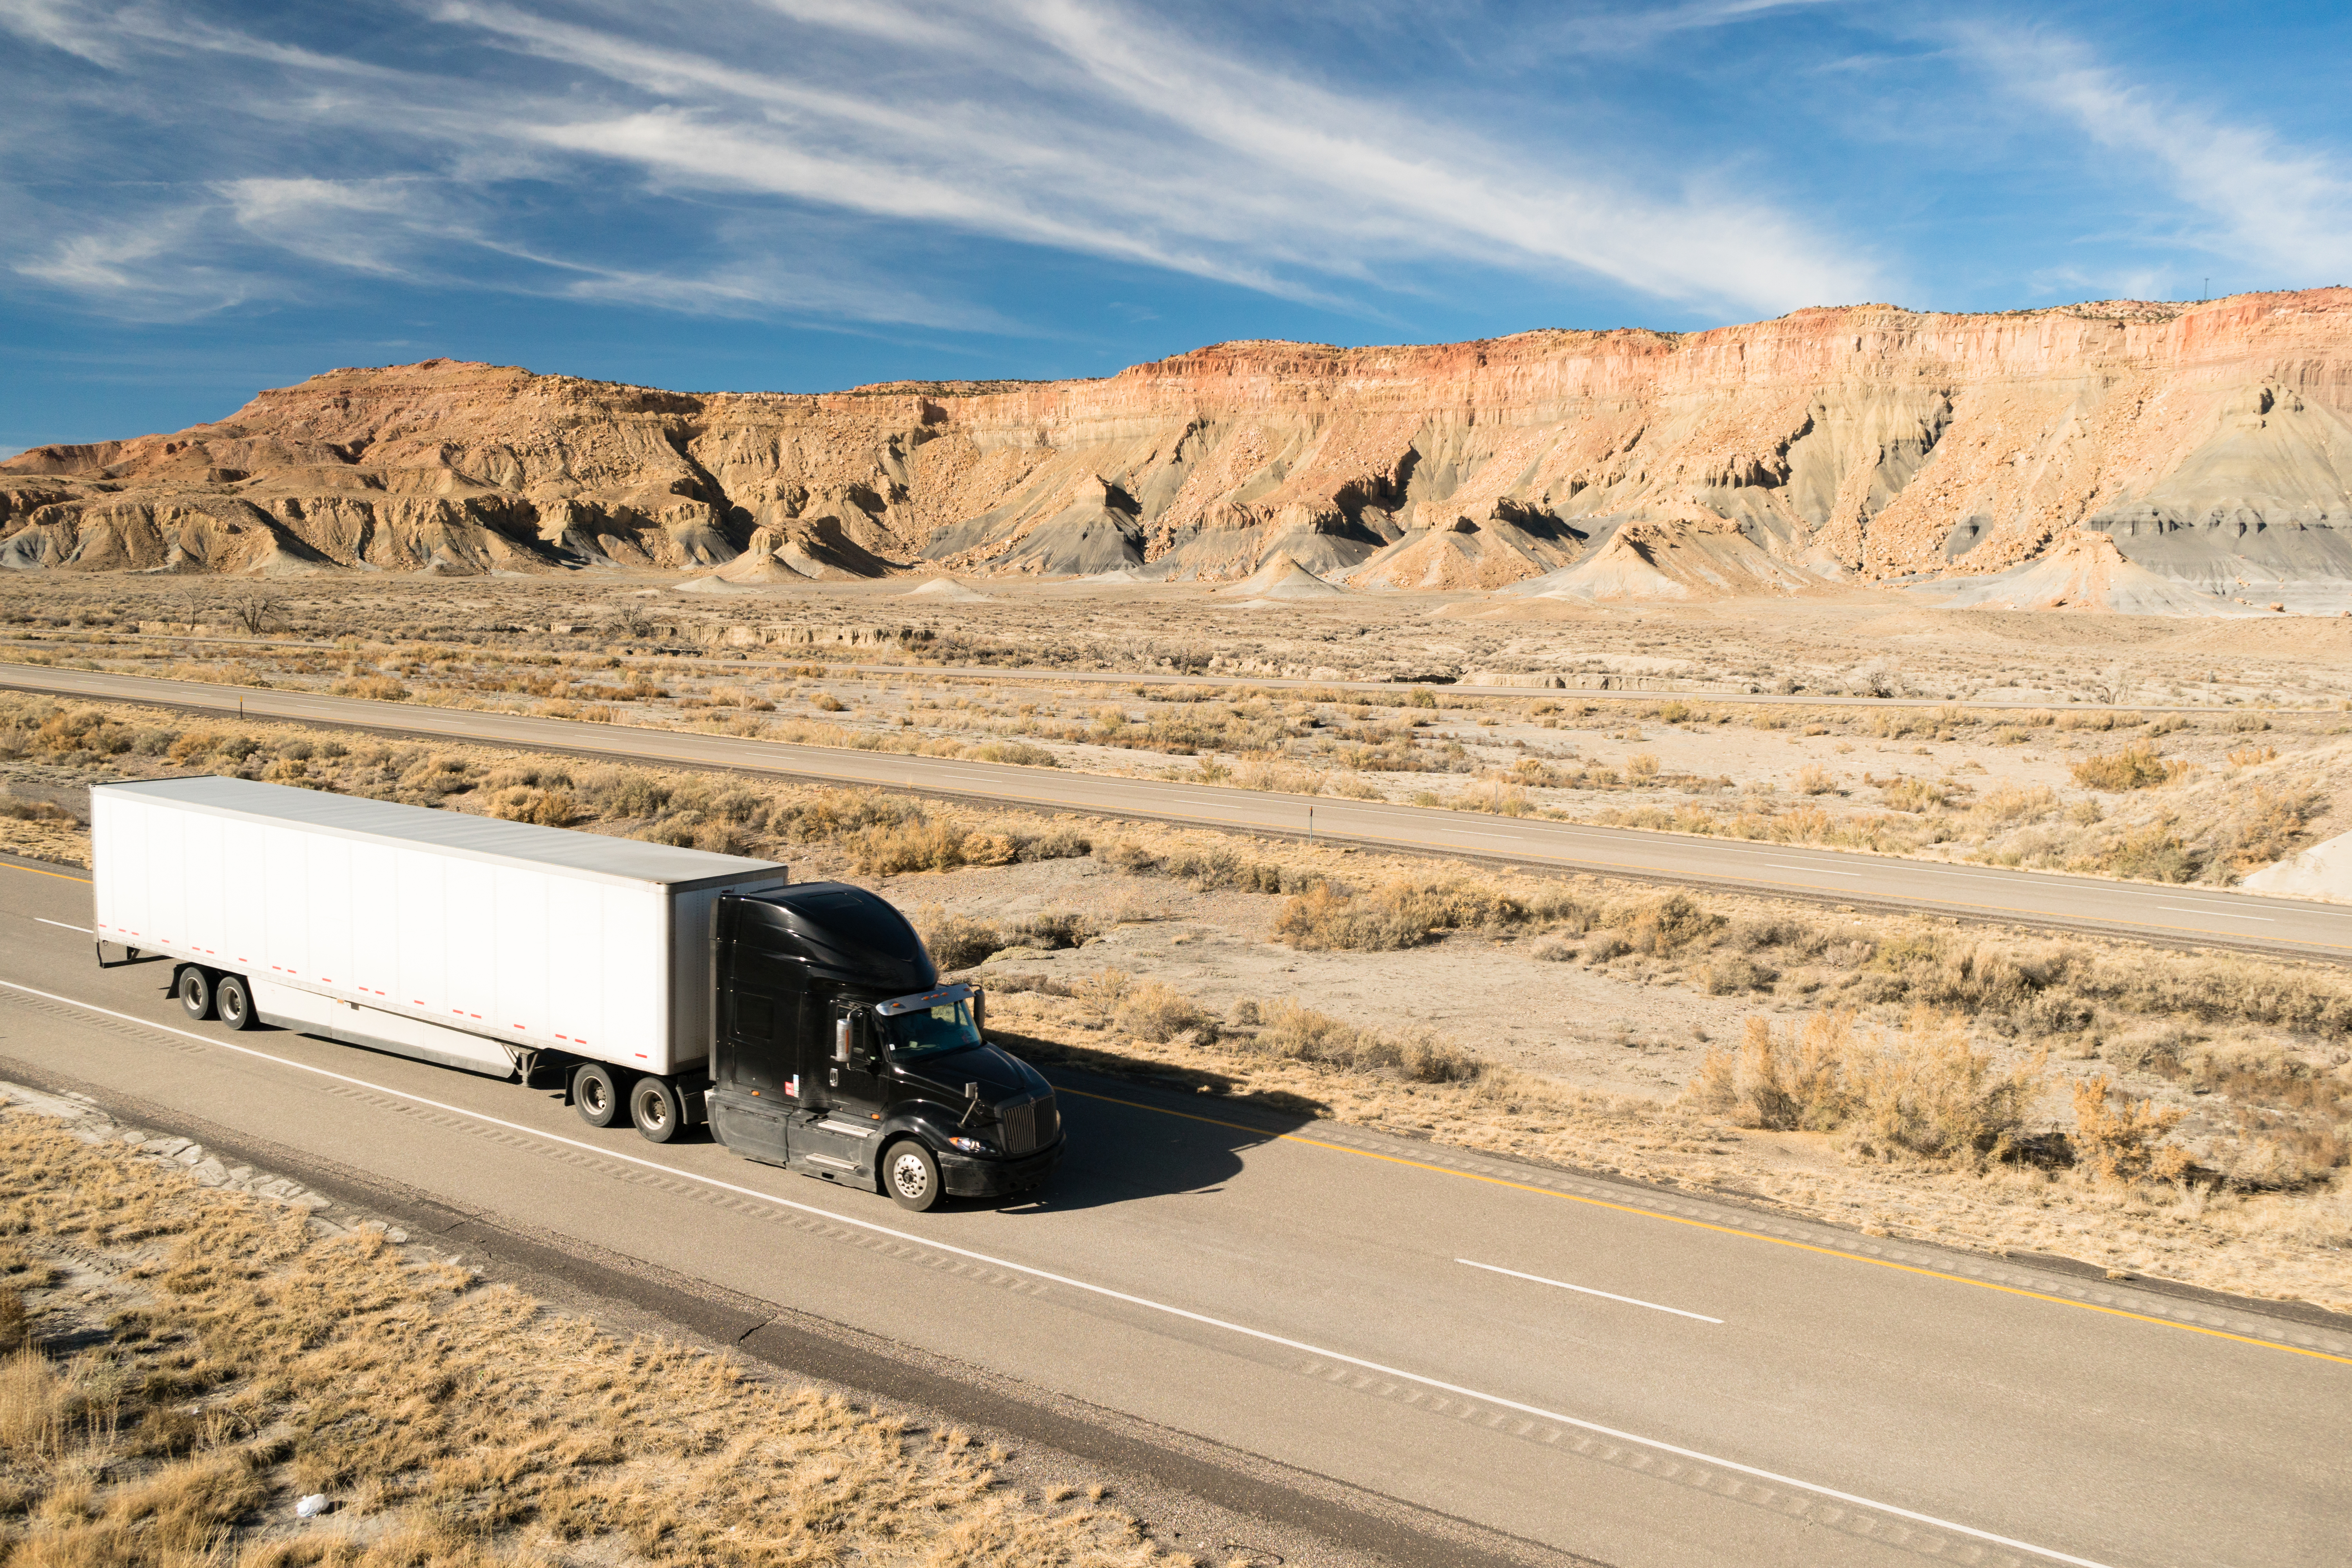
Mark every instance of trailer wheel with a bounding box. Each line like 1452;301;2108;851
216;974;256;1032
574;1063;624;1128
629;1076;683;1143
883;1140;942;1212
178;967;215;1022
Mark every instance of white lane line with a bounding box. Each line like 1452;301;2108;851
0;980;2119;1568
1763;864;1863;877
34;918;90;933
1456;1258;1724;1324
2157;907;2276;922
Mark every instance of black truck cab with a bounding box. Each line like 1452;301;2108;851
706;882;1063;1210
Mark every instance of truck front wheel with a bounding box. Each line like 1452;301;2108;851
216;974;256;1032
574;1063;625;1128
178;967;214;1022
883;1140;942;1212
629;1076;683;1143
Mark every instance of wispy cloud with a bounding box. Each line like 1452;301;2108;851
1964;26;2352;288
0;0;1877;333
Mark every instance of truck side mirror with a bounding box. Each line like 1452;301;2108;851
833;1016;851;1063
971;989;985;1035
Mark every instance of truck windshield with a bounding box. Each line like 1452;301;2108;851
884;1000;982;1060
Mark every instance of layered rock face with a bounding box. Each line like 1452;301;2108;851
9;290;2352;595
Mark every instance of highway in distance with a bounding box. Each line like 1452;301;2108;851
1;859;2346;1567
6;664;2349;962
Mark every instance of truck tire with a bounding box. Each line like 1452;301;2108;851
629;1076;683;1143
216;974;256;1032
574;1063;624;1128
178;967;215;1022
883;1140;942;1212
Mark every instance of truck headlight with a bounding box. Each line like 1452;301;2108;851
947;1136;994;1155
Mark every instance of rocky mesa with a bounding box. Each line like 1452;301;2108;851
8;290;2352;604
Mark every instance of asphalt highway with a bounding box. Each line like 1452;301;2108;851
2;860;2346;1567
7;665;2348;962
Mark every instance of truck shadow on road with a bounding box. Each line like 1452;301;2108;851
983;1031;1328;1216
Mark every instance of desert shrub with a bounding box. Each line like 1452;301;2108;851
2071;1076;2188;1183
1112;980;1214;1043
1842;1012;2043;1162
485;786;575;827
1625;752;1661;781
1795;764;1837;795
1879;777;1948;812
1622;891;1719;953
1014;827;1093;862
1454;777;1534;816
1974;784;2058;826
0;792;76;823
1274;884;1430;950
1702;954;1773;993
577;767;673;819
1250;999;1481;1083
965;740;1057;767
2070;744;2189;791
2093;827;2197;883
1273;877;1541;951
1009;911;1094;949
854;818;971;875
915;909;1002;971
811;693;847;712
330;674;409;701
1690;1009;2042;1163
2203;783;2321;873
1689;1011;1857;1131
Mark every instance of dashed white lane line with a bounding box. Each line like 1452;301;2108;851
1456;1259;1724;1324
0;976;2120;1568
34;918;90;933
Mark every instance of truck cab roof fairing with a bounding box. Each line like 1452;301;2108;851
733;884;938;994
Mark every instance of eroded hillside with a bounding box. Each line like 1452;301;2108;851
9;291;2352;600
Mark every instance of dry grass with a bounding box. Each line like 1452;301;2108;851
1686;1010;2045;1165
0;1107;1163;1567
2069;744;2193;791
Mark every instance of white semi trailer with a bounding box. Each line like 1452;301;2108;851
89;775;1067;1210
90;775;788;1135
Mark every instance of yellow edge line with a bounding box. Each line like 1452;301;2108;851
2;862;91;884
1059;1086;2352;1367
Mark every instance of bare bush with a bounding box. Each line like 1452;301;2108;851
1688;1009;2043;1164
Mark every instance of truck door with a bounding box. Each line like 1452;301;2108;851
708;937;797;1166
789;1000;887;1187
826;1003;887;1116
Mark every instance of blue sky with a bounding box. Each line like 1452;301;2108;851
6;0;2352;454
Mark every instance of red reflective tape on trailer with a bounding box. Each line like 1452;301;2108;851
555;1034;568;1041
513;1024;525;1030
635;1053;647;1058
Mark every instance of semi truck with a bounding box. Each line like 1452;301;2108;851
88;776;1063;1210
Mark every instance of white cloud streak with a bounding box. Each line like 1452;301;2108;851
0;0;1880;329
1966;27;2352;285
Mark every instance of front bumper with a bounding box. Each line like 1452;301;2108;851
938;1137;1065;1197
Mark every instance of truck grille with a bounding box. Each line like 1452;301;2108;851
999;1094;1059;1156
